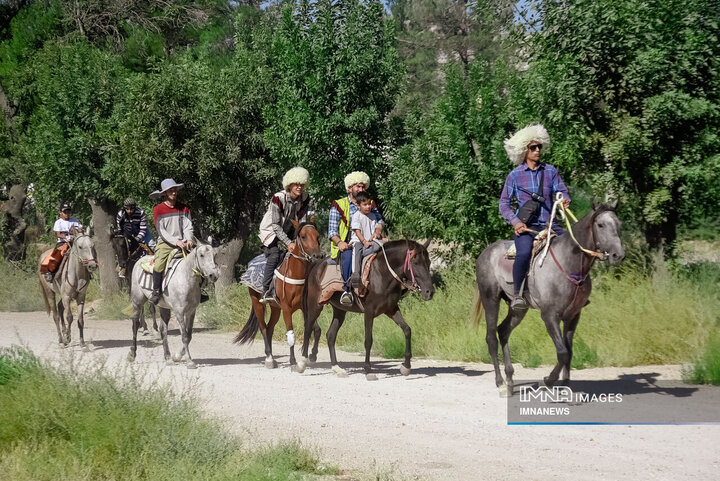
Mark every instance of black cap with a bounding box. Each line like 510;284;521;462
60;202;72;212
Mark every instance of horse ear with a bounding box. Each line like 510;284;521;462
207;235;212;245
291;219;299;229
422;238;431;249
608;198;619;210
591;198;598;210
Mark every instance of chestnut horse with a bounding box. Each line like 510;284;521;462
234;221;323;369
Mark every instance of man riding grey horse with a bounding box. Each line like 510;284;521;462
499;124;571;310
148;179;194;305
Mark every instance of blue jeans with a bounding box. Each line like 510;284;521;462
513;223;565;294
340;249;353;289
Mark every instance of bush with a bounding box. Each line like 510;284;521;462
0;346;336;481
683;335;720;386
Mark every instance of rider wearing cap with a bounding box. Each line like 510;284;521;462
148;179;194;305
328;171;385;306
258;167;311;304
41;202;83;282
500;124;570;310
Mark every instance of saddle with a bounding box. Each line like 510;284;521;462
503;229;555;259
137;250;184;292
317;255;376;304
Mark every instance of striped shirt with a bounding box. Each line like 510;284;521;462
152;202;193;246
499;162;570;226
115;208;148;239
328;196;384;241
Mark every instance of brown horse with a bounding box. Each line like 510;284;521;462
234;221;323;369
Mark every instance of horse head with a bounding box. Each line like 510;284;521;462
405;240;435;301
192;242;219;283
73;233;98;272
291;220;323;261
590;204;625;266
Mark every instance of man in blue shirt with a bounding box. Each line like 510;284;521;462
499;124;571;310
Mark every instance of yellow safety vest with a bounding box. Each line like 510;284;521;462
330;196;350;260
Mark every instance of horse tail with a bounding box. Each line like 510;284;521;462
39;274;51;315
473;287;484;328
234;308;259;345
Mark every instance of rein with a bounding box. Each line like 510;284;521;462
377;240;421;292
182;247;204;278
277;225;319;293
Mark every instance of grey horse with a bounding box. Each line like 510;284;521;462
128;241;218;368
38;231;98;348
474;203;624;394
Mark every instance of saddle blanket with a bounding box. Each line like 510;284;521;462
240;254;267;293
137;255;183;292
503;229;555;259
318;255;376;304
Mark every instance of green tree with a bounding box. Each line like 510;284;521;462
523;0;720;252
263;0;403;205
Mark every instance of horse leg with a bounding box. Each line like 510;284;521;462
363;312;375;374
173;312;188;363
149;303;159;338
183;309;197;369
541;311;569;387
327;307;348;377
388;308;412;376
158;308;172;363
311;319;321;363
498;307;527;395
560;313;581;385
61;295;73;345
281;304;296;366
46;289;64;345
299;300;322;373
77;297;88;351
262;307;280;369
57;299;69;345
128;301;142;362
483;294;505;389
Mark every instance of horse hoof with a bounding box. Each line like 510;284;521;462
165;359;174;366
127;352;136;362
498;383;510;398
366;373;378;381
544;376;554;387
82;345;90;353
265;359;278;369
142;329;149;337
187;361;197;370
172;353;183;363
331;365;348;378
309;353;317;363
399;365;411;376
296;358;308;373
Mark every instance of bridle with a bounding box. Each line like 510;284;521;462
288;225;314;262
377;241;422;293
275;224;319;289
71;233;97;267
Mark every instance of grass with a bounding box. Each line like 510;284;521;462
683;335;720;385
201;261;720;369
0;346;339;481
0;259;46;312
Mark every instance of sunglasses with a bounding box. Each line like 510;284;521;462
528;144;543;152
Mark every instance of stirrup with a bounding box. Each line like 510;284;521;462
149;290;162;305
43;272;54;283
510;295;528;310
339;290;353;306
259;289;276;304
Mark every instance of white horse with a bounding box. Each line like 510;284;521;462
128;241;218;368
38;231;98;348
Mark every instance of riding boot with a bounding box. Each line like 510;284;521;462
44;271;54;283
260;283;276;304
149;271;163;305
350;243;362;288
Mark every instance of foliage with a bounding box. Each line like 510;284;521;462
523;0;720;251
263;0;403;205
0;346;335;480
683;334;720;385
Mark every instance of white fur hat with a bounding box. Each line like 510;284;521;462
504;124;551;165
282;167;310;190
344;171;370;191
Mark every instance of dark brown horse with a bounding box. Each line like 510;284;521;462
298;240;434;377
234;221;323;369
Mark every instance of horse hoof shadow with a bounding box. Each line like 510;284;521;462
366;373;378;381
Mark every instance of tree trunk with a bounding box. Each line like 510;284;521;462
89;198;120;294
214;236;246;300
0;184;27;259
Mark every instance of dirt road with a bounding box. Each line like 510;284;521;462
1;311;718;480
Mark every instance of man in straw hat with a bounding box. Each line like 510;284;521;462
258;166;311;304
500;124;570;310
148;178;194;305
328;171;385;306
